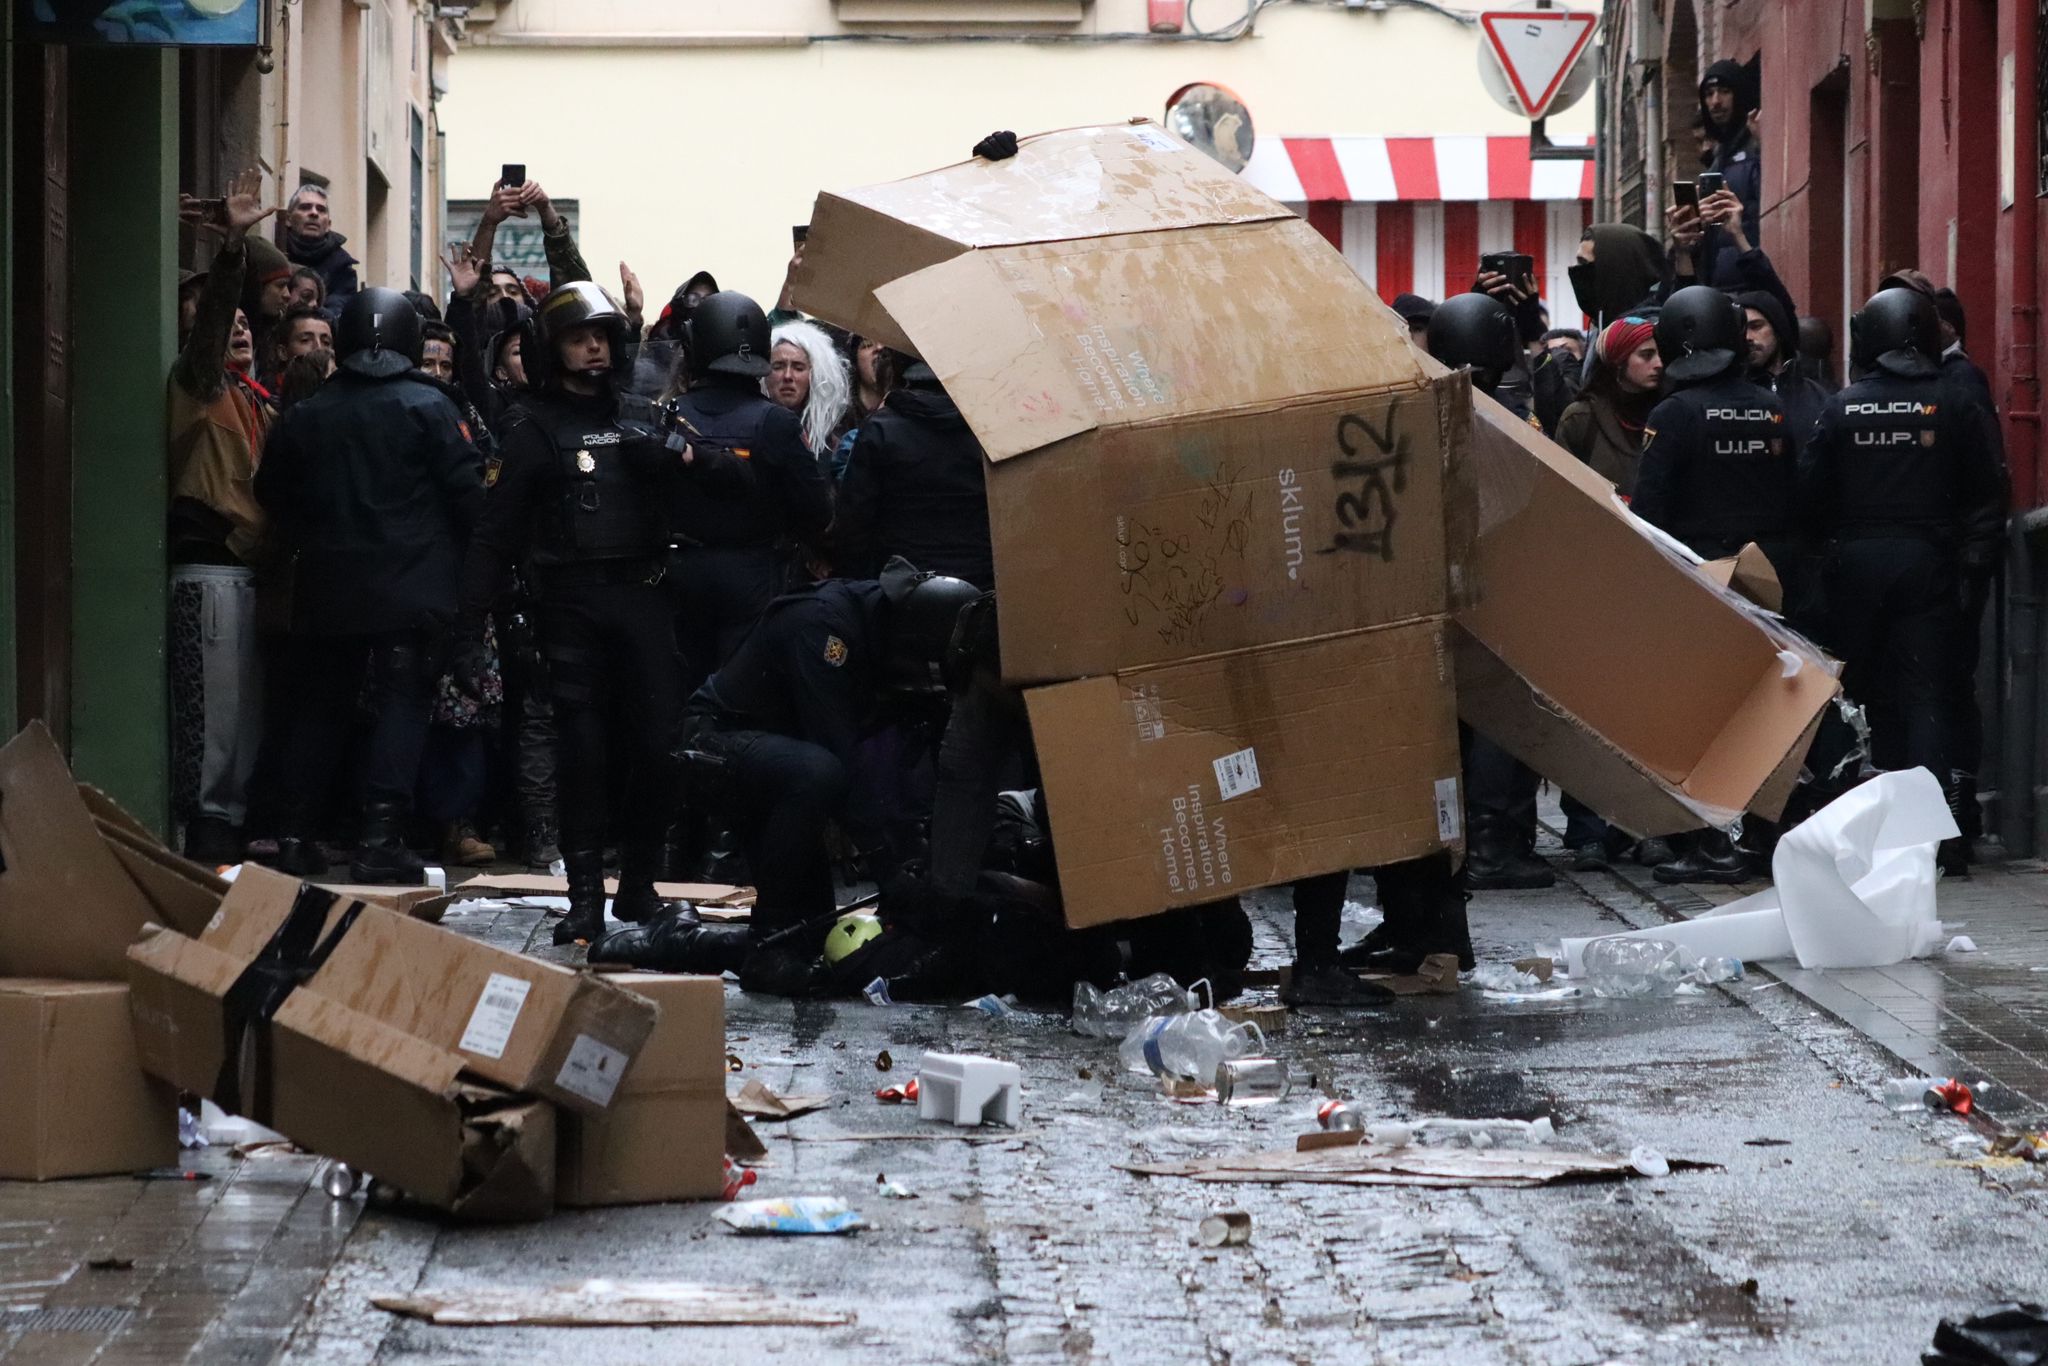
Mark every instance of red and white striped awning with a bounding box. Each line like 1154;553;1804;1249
1243;134;1596;204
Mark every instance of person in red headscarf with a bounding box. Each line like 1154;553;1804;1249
1554;315;1664;498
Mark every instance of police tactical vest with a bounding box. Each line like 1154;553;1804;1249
1829;378;1957;532
529;401;667;561
1672;381;1796;545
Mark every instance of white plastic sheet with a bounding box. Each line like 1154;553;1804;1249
1563;768;1958;974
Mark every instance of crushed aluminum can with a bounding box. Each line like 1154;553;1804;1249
874;1078;920;1105
1316;1099;1363;1132
1929;1079;1975;1115
721;1156;759;1202
1197;1210;1252;1247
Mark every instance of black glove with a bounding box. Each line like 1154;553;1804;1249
973;130;1019;161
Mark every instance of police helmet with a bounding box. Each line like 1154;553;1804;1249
1850;287;1941;378
880;557;984;689
822;912;883;965
1424;293;1521;396
685;290;772;379
525;281;632;390
334;286;423;379
1654;285;1745;383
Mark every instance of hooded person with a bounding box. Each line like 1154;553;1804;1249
1734;287;1829;439
648;270;721;342
279;184;361;320
1697;59;1764;282
1568;224;1674;332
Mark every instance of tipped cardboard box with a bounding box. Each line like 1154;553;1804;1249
793;123;1463;683
0;722;224;979
134;866;657;1115
557;975;726;1207
0;980;177;1180
1453;398;1838;835
1029;619;1461;928
126;929;552;1220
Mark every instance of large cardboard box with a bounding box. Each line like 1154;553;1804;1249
0;722;224;979
1029;619;1462;928
792;122;1462;684
126;929;553;1220
150;866;658;1115
0;980;177;1180
557;975;726;1207
1453;398;1839;835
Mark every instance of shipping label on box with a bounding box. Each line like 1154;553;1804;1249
1028;620;1461;928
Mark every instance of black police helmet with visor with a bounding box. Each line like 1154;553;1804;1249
685;290;772;380
1850;287;1941;379
1424;293;1519;396
524;281;632;391
335;286;424;380
1654;285;1745;383
879;556;983;693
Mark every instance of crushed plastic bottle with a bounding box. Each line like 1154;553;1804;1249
1580;938;1687;999
1118;1011;1265;1084
1691;956;1746;985
1072;973;1196;1038
1881;1077;1937;1111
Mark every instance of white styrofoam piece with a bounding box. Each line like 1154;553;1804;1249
916;1052;1023;1128
1562;767;1958;974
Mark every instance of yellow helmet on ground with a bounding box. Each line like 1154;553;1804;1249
822;911;883;965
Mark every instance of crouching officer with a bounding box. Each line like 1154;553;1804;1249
457;281;749;946
1632;286;1801;884
1800;288;2007;876
608;561;981;995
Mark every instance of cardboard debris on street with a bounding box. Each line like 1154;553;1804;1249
1122;1140;1715;1189
731;1079;836;1122
371;1280;855;1328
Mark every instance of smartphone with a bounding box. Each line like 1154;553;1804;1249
1672;180;1699;210
1696;170;1725;198
1480;251;1535;282
792;224;810;248
499;162;526;189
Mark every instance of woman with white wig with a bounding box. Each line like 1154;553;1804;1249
763;320;853;466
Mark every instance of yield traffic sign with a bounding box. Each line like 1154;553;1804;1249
1478;9;1597;120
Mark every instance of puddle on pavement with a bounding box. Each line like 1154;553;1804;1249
1574;1208;1783;1337
1393;1062;1554;1121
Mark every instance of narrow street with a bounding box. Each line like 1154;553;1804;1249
11;813;2047;1365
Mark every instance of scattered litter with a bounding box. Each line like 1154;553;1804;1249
1947;935;1980;954
1072;974;1195;1038
717;1197;867;1236
1481;985;1586;1005
732;1080;834;1122
178;1108;205;1150
1560;768;1958;974
863;978;897;1006
875;1176;917;1200
86;1257;134;1271
725;1054;745;1074
1338;900;1382;946
197;1099;284;1148
1466;963;1545;993
1317;1100;1363;1132
1991;1133;2048;1163
1197;1210;1252;1247
1946;1132;1994;1154
1511;957;1556;982
1215;1058;1289;1106
1738;1277;1760;1298
1882;1077;1936;1111
1580;939;1687;998
1742;1137;1791;1148
1363;953;1463;995
372;1279;854;1327
721;1157;758;1201
1925;1302;2048;1366
1124;1142;1714;1189
875;1050;894;1073
964;994;1019;1018
322;1163;361;1199
918;1053;1023;1128
1929;1079;1976;1115
1628;1145;1670;1178
874;1079;920;1105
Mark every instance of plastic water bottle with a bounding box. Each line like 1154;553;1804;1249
1692;956;1746;985
1881;1077;1939;1111
1580;938;1687;998
1118;1011;1265;1082
1073;973;1196;1038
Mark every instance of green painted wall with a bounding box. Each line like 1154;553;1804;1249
67;46;176;831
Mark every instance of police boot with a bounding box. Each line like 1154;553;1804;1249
348;802;427;885
521;812;561;870
1281;962;1394;1007
1652;828;1751;885
268;836;329;879
1344;868;1474;975
1463;814;1555;891
739;943;829;998
554;849;608;947
183;814;244;867
591;905;751;974
612;841;667;925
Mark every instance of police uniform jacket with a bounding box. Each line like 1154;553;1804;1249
255;368;482;636
668;377;833;552
1633;369;1798;559
689;579;885;765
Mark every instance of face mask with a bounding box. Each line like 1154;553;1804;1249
1568;261;1602;323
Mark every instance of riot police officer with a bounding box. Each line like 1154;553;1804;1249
1800;288;2007;875
668;291;834;681
1633;285;1801;883
648;561;981;995
254;287;484;883
458;282;749;945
